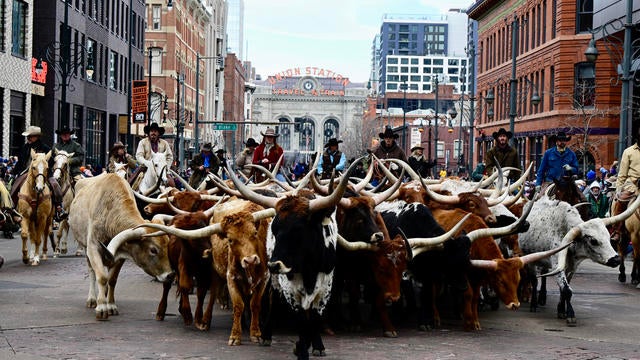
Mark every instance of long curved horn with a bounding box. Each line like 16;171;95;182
135;208;277;239
469;259;498;270
151;214;175;225
133;191;174;204
350;160;376;193
203;194;227;218
407;213;472;248
166;197;190;215
336;234;378;251
170;169;198;192
520;241;573;265
226;162;280;209
602;194;640;226
508;163;533;193
295;152;322;191
308;157;363;211
545;183;556;197
372;154;399;183
486;181;511;206
397;228;413;262
502;183;525;208
479;170;499;188
466;195;534;242
370;168;405;205
573;202;591;209
107;228;149;255
538;227;582;277
246;164;295;191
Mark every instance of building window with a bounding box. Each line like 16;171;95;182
11;0;26;57
574;62;595;108
109;50;117;89
0;0;6;51
85;108;105;167
152;4;161;30
322;119;339;146
151;47;162;74
277;118;291;150
297;117;315;151
576;0;593;34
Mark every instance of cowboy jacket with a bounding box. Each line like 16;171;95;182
535;146;579;186
484;144;520;182
135;138;174;166
616;143;640;190
53;140;84;178
317;149;346;178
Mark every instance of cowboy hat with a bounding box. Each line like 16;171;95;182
555;131;571;142
260;128;279;137
22;126;42;137
201;143;212;151
492;128;513;140
324;138;343;148
245;138;259;147
410;145;424;152
55;125;75;135
379;127;399;139
143;122;165;136
111;141;126;151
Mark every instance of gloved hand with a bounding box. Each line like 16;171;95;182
563;164;572;171
390;163;399;171
535;185;541;193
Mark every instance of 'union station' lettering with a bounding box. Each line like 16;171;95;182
272;88;346;96
267;67;351;87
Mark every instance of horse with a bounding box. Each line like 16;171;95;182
51;149;82;256
541;176;590;220
17;150;54;265
136;150;170;196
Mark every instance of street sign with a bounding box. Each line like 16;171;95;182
131;80;148;123
213;123;237;131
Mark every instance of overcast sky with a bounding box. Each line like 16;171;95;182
244;0;475;83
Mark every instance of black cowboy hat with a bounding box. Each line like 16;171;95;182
143;122;165;136
245;138;259;147
201;143;212;151
492;127;513;140
410;145;424;152
379;127;399;139
324;138;343;148
555;131;571;141
55;125;75;135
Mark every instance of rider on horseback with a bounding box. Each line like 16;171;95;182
51;126;85;222
610;127;640;244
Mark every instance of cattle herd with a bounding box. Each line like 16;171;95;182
13;153;640;360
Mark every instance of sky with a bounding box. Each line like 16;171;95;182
244;0;475;83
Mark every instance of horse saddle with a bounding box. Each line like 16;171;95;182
615;190;635;202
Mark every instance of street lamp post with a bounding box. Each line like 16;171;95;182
401;80;408;151
146;47;163;126
467;43;477;172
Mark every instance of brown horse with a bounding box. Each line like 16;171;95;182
17;150;54;265
541;176;590;220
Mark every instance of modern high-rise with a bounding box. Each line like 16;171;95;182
374;10;469;97
226;0;244;61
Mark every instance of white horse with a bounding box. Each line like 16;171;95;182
51;150;84;256
137;150;170;196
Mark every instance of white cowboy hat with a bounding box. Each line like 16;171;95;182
22;126;42;137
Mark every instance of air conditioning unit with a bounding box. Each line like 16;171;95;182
216;57;224;70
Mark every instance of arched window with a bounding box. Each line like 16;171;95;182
322;119;340;145
277;118;291;150
298;117;315;151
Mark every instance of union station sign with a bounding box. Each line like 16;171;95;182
267;67;351;97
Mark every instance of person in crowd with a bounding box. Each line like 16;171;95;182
586;181;609;218
484;128;520;183
610;127;640;243
317;138;347;179
134;122;175;187
252;128;284;182
439;168;448;179
535;131;579;192
471;162;486;182
586;169;596;184
235;137;259;178
610;160;618;176
407;145;434;178
50;126;85;221
189;142;220;188
107;141;137;175
372;127;407;182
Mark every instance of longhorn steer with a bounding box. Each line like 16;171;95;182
228;159;361;360
518;195;640;326
154;211;215;331
68;173;173;320
331;187;410;338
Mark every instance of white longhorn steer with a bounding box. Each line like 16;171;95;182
68;173;173;320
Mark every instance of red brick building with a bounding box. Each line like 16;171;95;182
468;0;620;176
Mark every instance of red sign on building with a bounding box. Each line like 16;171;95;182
132;80;148;123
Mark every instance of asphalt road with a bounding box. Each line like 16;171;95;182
2;233;640;360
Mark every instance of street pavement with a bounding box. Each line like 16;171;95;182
2;233;640;359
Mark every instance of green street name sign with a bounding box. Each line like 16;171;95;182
213;123;237;131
